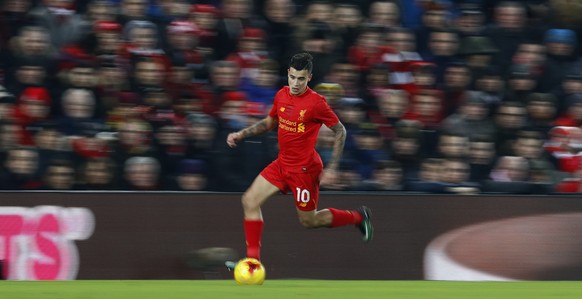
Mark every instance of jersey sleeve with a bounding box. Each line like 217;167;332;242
268;91;280;118
314;96;340;128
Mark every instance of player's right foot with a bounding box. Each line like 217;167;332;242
356;206;373;243
225;261;236;271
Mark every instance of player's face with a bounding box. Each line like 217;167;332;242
287;67;312;95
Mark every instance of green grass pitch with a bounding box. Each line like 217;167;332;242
1;280;581;299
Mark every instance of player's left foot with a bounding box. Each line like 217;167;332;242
356;206;373;243
225;261;236;271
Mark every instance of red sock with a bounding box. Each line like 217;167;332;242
328;208;363;228
244;219;264;260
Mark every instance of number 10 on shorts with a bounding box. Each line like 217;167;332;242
296;188;311;208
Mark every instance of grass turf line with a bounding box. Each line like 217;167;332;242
0;280;581;299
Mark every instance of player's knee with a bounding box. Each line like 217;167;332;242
298;216;318;228
241;192;259;211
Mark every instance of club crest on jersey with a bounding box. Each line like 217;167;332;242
298;109;307;121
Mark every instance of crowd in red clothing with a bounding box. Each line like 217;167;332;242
0;0;582;193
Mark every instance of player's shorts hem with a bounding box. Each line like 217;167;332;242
259;173;287;194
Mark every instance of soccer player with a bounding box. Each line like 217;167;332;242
226;53;373;262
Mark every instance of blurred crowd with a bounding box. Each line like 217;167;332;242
1;0;582;193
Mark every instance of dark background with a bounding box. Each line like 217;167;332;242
1;192;581;280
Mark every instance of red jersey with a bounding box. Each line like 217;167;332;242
268;86;339;173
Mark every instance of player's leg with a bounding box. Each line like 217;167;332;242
242;175;280;260
292;170;374;241
296;207;373;242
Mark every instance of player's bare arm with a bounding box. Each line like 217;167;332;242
321;122;346;186
226;116;277;148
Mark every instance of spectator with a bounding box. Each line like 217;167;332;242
366;0;401;30
213;98;274;191
27;0;91;49
368;89;410;142
57;88;103;137
440;91;496;139
357;160;403;191
189;4;219;57
131;56;167;92
77;157;117;190
13;87;52;130
469;134;497;183
405;88;444;131
0;146;42;189
316;125;335;166
390;120;422;180
154;121;188;176
441;61;471;116
494;101;528;156
226;27;269;80
454;3;486;37
118;0;150;26
164;20;204;80
525;93;557;137
86;0;117;24
92;20;123;63
543;126;582;174
554;94;582;127
436;131;470;159
458;36;498;86
41;159;76;190
416;3;450;57
424;29;461;84
351;123;390;179
0;0;33;48
408;62;438;94
0;87;16;121
122;20;166;62
385;27;422;92
325;60;360;98
539;29;578;93
121;156;161;190
482;155;535;193
185;112;217;162
511;130;554;169
262;0;295;70
320;159;362;191
111;118;156;173
473;66;504;109
240;59;280;115
440;158;481;194
348;24;388;73
202;60;242;116
406;157;443;192
503;63;538;103
295;20;341;86
332;3;363;57
512;40;546;78
213;0;263;60
553;68;582;114
170;159;210;191
485;1;535;75
360;64;390;107
556;158;582;193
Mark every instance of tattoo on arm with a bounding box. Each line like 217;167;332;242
327;122;346;170
239;117;276;138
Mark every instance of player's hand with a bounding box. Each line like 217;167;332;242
227;132;243;148
320;168;339;187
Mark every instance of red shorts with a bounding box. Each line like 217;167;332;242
260;159;322;211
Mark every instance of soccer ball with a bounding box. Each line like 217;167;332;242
233;258;266;285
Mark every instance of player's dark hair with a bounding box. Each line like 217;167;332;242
289;52;313;73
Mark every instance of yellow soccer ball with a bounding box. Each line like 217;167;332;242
233;258;266;285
